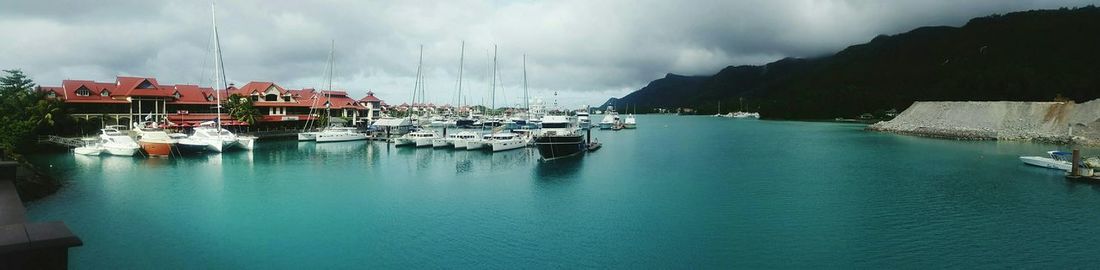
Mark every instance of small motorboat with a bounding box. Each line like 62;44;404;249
587;142;602;152
1020;151;1073;171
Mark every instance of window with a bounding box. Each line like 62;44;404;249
137;80;154;89
251;95;259;102
101;89;110;96
75;86;91;96
265;94;278;101
46;92;56;98
206;95;214;101
172;91;180;99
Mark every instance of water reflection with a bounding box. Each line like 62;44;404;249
534;155;584;181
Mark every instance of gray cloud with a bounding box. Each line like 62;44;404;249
2;0;1095;107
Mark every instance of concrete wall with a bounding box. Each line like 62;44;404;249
868;99;1100;145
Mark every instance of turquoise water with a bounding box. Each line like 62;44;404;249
25;115;1100;269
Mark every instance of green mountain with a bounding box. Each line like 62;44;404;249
604;6;1100;119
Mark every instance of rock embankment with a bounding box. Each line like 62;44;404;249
868;100;1100;145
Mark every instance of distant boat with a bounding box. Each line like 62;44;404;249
1020;151;1074;171
576;110;591;129
731;111;760;119
533;115;586;160
623;114;636;129
598;111;619;130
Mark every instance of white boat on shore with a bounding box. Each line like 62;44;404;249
1020;151;1074;171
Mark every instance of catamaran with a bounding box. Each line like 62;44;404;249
447;131;480;149
180;5;254;153
315;125;368;143
489;132;527;152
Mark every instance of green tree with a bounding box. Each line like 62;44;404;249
224;94;260;125
0;69;67;154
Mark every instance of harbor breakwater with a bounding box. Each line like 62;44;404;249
868;99;1100;145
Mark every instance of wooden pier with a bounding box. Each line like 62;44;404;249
37;136;87;148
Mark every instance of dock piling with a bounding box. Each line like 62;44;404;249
1072;149;1081;176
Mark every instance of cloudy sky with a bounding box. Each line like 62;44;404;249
1;0;1094;108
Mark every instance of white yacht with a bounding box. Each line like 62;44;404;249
180;121;240;153
98;126;140;156
489;133;527;152
297;132;318;141
623;114;637;129
598;113;619;130
73;138;103;156
576;110;591;129
432;135;453;148
394;130;439;147
465;134;491;150
1020;151;1074;171
316;126;368;143
447;131;480;149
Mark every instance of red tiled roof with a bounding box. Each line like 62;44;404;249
39;80;128;104
231;81;287;96
359;91;381;102
168;84;218;104
117;76;174;97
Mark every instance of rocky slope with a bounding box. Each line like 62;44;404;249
868;99;1100;145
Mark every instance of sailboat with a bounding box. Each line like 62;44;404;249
180;3;252;153
394;45;439;146
299;41;335;141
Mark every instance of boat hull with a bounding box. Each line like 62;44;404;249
452;139;469;149
139;141;173;157
414;138;435;147
297;132;317;141
491;139;525;152
104;146;138;156
534;134;585;160
432;138;452;148
316;133;367;143
393;138;415;147
74;147;103;156
1020;156;1072;171
466;140;487;150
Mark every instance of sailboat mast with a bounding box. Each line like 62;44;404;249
457;41;464;112
411;45;423;119
491;44;497;113
326;40;334;119
211;3;225;132
523;54;528;113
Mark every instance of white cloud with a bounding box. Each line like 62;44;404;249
1;0;1094;108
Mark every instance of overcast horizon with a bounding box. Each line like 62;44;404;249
2;0;1095;108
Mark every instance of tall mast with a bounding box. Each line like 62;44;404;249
411;45;423;119
523;54;528;113
457;41;465;115
491;44;497;113
211;2;226;132
325;40;334;119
